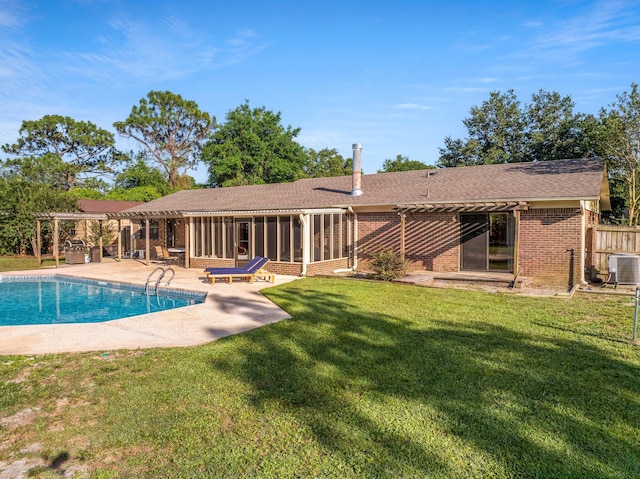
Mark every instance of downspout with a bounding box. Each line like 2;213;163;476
333;207;358;273
351;207;359;271
299;214;308;276
579;201;587;284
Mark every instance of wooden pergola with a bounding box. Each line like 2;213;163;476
33;212;122;267
395;201;530;285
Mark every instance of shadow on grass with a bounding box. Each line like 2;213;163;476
207;281;640;477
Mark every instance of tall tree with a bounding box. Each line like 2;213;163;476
600;83;640;225
304;148;352;177
463;90;526;165
107;153;170;202
1;115;116;190
379;154;432;172
114;90;216;189
0;174;74;255
202;101;307;187
437;137;474;167
525;90;586;161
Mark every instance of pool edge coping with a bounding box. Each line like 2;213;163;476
0;273;208;302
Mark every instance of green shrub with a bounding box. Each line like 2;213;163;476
370;248;407;281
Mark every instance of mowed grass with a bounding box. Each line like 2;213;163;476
1;276;639;478
0;255;59;272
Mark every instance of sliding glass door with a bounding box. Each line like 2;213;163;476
461;213;515;272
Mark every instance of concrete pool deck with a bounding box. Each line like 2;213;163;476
0;260;299;356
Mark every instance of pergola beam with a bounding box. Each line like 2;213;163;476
396;201;529;214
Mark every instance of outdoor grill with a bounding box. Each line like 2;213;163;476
64;239;86;264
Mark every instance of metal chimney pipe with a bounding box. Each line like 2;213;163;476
351;143;363;196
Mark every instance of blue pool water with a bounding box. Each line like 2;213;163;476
0;275;205;326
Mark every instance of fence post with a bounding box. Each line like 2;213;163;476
634;287;639;342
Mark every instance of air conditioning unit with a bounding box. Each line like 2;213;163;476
608;254;640;286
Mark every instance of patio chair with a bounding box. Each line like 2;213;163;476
154;245;167;265
154;246;178;265
204;256;273;285
161;246;179;265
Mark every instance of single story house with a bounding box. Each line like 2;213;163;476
109;146;610;288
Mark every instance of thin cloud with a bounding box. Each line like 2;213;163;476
444;86;491;93
393;103;432;111
297;129;354;151
470;77;503;84
0;0;29;29
63;14;269;86
453;33;513;54
520;1;640;63
0;39;57;142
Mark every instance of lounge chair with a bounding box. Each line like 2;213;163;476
204;256;274;285
204;256;269;274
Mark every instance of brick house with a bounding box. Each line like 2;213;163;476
111;151;610;288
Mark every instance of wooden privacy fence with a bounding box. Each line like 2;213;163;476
594;225;640;274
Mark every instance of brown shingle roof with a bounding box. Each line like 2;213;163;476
77;199;143;213
117;158;607;215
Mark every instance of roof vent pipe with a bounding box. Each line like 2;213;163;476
351;143;363;196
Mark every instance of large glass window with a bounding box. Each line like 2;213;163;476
224;218;233;258
267;217;278;260
323;215;331;260
204;219;212;256
293;217;302;262
313;215;321;262
255;218;264;257
193;218;200;257
191;213;338;264
213;218;223;257
309;213;349;262
333;214;341;259
342;215;349;257
280;217;291;261
192;216;236;258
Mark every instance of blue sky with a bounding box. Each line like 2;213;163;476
1;0;640;183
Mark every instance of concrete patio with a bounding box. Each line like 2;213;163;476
0;259;299;356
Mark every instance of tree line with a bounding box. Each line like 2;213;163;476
1;84;639;255
0;93;361;254
438;85;640;224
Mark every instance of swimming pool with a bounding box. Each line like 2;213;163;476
0;275;206;326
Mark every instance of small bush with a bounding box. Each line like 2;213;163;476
370;248;407;281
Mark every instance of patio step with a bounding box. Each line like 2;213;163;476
394;274;435;286
397;272;533;290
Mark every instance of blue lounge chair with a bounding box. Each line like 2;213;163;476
204;256;273;285
204;256;264;275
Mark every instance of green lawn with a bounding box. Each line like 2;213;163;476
0;255;59;272
1;277;639;478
